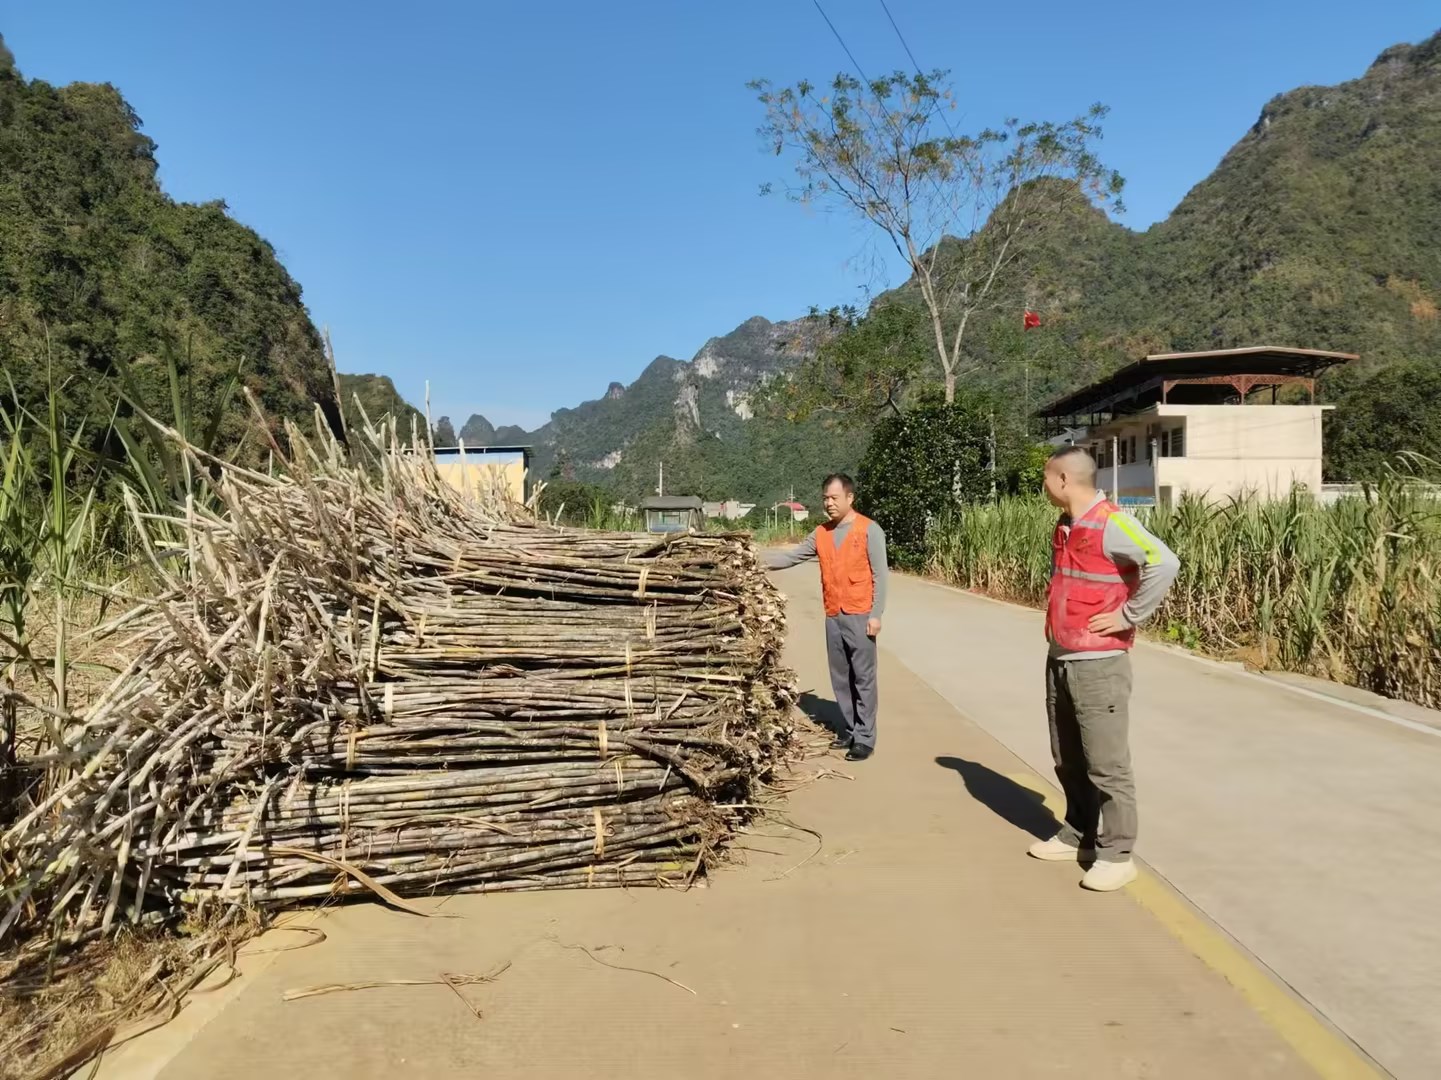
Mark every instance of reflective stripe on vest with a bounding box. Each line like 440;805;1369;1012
1045;500;1138;653
816;514;874;617
1057;566;1129;584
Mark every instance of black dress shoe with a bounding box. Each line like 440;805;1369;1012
846;745;873;761
829;737;853;750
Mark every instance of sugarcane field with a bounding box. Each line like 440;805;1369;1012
6;9;1441;1080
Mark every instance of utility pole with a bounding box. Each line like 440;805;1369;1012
988;411;998;500
1150;434;1160;509
657;461;664;497
1111;435;1119;501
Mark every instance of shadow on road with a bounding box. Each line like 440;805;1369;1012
797;691;844;735
935;756;1058;841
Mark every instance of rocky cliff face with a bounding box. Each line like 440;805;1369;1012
455;314;850;500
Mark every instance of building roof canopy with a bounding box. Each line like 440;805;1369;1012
1037;346;1357;419
431;445;531;454
642;496;704;511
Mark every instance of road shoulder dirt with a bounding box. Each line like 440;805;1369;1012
103;590;1326;1080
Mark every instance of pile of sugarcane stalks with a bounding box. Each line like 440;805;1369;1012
0;417;796;950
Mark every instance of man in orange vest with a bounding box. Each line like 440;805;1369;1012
765;473;888;762
1031;446;1179;891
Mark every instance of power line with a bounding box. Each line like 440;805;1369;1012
812;0;875;88
809;0;915;191
877;0;959;138
810;0;947;206
876;0;924;78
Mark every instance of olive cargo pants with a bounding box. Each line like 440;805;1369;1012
1045;653;1137;861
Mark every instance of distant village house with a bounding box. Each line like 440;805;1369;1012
703;499;757;521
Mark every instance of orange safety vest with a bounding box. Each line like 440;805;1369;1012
1045;499;1139;653
816;514;875;617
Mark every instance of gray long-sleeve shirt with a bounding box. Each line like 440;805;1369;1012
1050;492;1181;660
764;516;889;618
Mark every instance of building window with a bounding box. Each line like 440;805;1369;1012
1159;427;1186;458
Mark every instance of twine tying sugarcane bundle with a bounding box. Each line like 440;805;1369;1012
0;419;797;947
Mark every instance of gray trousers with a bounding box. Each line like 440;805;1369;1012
826;613;878;749
1045;653;1137;861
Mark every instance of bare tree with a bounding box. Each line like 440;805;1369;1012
751;71;1123;403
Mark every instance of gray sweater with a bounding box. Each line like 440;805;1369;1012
1051;492;1181;660
763;517;889;617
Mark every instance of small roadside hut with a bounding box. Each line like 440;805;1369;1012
642;495;704;533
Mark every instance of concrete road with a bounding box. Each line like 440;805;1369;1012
94;577;1350;1080
820;568;1441;1080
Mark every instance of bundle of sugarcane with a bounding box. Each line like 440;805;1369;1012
0;418;797;948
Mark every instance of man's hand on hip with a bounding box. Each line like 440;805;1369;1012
1087;609;1130;636
866;616;882;638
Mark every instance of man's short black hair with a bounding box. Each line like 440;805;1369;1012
821;473;855;494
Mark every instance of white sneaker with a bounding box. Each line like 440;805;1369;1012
1081;858;1138;892
1028;834;1094;862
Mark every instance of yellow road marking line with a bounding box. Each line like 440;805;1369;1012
1007;773;1382;1080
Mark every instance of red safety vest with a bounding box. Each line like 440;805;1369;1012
1045;499;1139;653
816;514;874;617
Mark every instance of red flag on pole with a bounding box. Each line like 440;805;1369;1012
1023;310;1041;330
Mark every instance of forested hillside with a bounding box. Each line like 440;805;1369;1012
0;37;353;452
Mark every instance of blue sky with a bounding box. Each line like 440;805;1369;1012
6;2;1437;429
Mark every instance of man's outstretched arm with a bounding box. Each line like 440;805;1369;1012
762;532;817;570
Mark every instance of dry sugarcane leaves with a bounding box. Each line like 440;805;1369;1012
2;420;798;958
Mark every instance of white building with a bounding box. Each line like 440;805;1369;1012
703;499;757;521
1038;346;1356;507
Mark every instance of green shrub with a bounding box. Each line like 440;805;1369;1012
856;399;992;568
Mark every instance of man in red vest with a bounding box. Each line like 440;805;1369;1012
765;473;888;762
1031;446;1179;891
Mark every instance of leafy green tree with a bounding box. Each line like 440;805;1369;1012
432;416;457;446
1007;443;1052;495
757;302;931;424
1324;361;1441;480
752;69;1122;403
856;396;995;567
0;38;342;462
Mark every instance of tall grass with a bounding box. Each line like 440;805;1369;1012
0;380;107;786
1;350;252;806
926;469;1441;709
